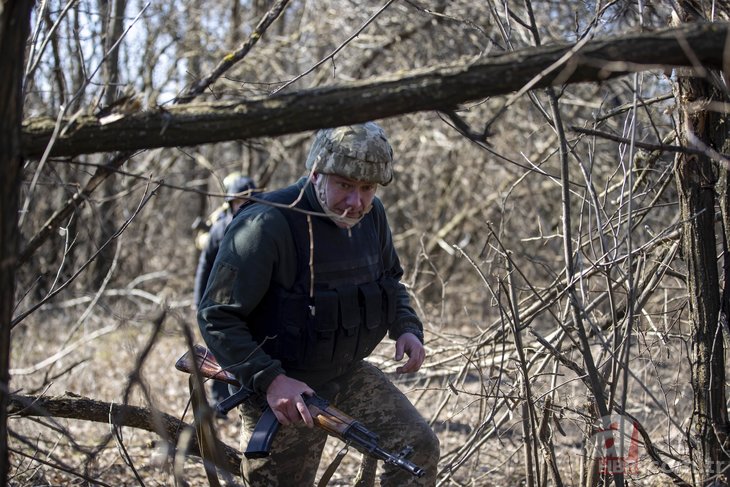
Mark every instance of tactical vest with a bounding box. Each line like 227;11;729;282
247;184;399;375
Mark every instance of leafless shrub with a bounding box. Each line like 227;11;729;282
7;1;727;486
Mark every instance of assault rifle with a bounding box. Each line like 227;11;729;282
175;344;425;478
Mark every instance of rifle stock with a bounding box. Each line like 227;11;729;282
175;345;425;477
175;344;239;386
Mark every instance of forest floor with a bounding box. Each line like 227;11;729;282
8;304;688;486
8;308;464;486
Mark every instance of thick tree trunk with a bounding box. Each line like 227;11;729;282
674;59;730;487
672;4;730;484
0;1;34;484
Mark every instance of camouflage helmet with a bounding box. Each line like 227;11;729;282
305;122;394;185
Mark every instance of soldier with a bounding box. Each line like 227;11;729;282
197;122;439;485
194;174;256;408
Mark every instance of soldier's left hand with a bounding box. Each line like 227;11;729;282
394;332;425;374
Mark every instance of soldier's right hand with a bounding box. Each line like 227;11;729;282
266;374;315;427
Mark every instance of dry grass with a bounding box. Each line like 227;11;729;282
7;305;462;486
8;293;695;486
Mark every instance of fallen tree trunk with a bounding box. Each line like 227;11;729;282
7;393;242;475
21;22;730;158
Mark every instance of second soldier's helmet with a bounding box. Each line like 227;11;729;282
304;122;393;186
224;174;256;201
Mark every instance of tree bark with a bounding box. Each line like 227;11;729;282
0;1;33;484
672;5;730;485
94;0;128;288
674;48;730;487
21;21;730;159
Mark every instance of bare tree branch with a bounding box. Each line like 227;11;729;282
175;0;291;104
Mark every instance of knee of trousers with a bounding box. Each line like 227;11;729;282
410;421;441;465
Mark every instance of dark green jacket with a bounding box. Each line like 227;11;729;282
197;178;423;395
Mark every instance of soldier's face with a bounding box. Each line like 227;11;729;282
315;173;377;228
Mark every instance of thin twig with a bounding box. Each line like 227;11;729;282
175;0;291;103
571;125;730;161
9;447;113;487
271;0;398;94
11;178;161;327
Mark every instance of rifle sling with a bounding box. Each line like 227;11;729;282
317;442;350;487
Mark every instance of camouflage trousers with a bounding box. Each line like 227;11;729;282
238;360;440;486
